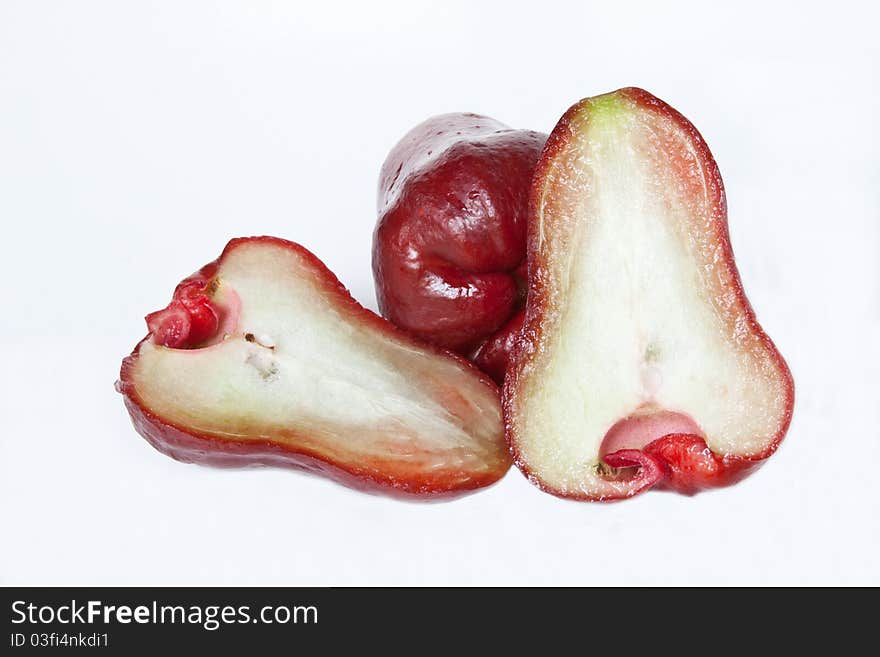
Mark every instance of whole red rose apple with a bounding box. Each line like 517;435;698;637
373;113;546;383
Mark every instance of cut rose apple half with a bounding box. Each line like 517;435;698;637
505;88;794;501
119;237;510;498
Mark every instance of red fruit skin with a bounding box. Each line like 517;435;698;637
471;310;525;384
504;88;795;501
373;113;546;380
120;237;509;499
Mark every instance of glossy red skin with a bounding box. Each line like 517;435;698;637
373;113;546;382
504;88;795;501
120;236;509;500
471;310;525;384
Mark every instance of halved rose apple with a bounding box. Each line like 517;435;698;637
119;237;510;498
505;88;794;500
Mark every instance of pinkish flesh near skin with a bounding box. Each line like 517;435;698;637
600;407;703;456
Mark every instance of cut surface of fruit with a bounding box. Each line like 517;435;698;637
505;88;794;500
120;237;510;497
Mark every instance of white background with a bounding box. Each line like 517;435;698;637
1;1;877;586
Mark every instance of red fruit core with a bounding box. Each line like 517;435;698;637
598;406;727;495
145;275;223;349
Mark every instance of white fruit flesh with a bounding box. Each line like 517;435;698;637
130;241;505;479
513;95;790;496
